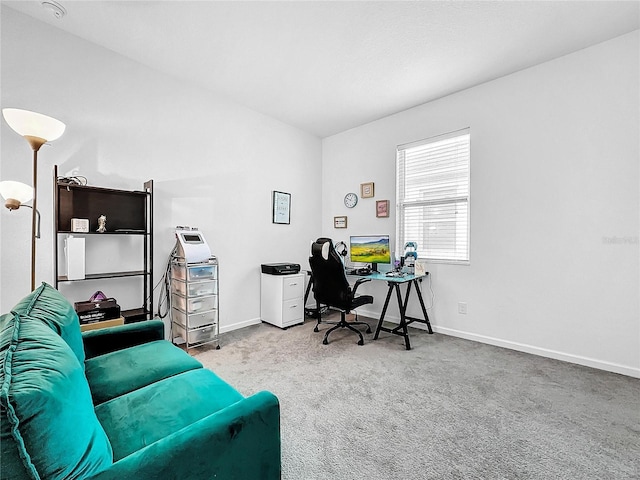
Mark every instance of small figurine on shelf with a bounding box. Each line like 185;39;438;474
97;215;107;233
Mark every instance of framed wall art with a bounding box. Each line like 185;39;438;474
361;182;375;198
376;200;389;218
272;191;291;224
334;216;348;228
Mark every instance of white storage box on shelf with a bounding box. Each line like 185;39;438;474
170;256;220;349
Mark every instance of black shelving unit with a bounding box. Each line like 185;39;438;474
53;165;153;322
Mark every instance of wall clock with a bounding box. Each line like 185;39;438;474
344;192;358;208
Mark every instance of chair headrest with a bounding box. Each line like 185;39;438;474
311;237;333;260
322;242;330;260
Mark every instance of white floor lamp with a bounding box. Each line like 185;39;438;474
2;108;65;291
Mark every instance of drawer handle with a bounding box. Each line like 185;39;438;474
289;304;298;308
289;282;298;286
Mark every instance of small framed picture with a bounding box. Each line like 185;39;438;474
376;200;389;218
361;182;375;198
334;216;348;228
415;259;428;276
272;191;291;224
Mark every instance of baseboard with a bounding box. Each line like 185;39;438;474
435;326;640;378
355;309;640;378
220;317;262;334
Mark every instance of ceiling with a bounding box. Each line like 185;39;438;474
4;1;639;138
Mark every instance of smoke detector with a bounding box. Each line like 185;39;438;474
41;1;66;19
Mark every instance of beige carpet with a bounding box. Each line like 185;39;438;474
193;314;640;479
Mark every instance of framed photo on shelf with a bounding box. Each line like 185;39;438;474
272;191;291;224
334;216;348;228
361;182;375;198
376;200;389;218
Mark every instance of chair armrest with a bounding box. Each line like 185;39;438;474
87;391;281;480
352;277;371;295
82;320;165;359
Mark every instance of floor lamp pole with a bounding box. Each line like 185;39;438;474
31;148;38;291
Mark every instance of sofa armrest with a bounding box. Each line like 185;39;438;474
87;391;281;480
82;320;165;359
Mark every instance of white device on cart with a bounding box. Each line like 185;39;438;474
174;227;212;264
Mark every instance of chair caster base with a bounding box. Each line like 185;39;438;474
318;313;370;347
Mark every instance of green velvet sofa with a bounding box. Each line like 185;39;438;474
0;283;281;480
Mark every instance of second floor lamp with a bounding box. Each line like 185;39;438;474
0;181;41;239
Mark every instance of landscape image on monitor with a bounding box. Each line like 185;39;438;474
350;236;391;263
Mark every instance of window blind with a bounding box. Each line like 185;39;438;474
396;128;470;263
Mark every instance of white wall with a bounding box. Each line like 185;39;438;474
322;31;640;377
0;7;322;332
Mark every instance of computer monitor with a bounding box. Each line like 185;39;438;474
349;235;391;272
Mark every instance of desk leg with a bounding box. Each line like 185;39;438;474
414;279;433;334
303;272;313;306
373;278;431;349
394;283;412;350
373;283;394;340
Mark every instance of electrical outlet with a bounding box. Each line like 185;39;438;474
458;302;467;315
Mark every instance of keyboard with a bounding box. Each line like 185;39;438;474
346;268;371;276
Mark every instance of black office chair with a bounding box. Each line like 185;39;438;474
309;238;374;345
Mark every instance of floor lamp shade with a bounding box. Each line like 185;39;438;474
2;108;66;150
0;181;33;210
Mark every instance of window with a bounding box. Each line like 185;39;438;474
396;128;470;264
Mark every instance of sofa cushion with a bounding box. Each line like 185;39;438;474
0;311;112;480
85;340;203;405
11;282;85;365
96;368;244;461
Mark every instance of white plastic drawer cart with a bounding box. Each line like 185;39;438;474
171;256;220;349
